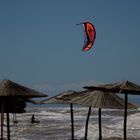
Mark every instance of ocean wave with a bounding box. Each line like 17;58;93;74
2;107;140;140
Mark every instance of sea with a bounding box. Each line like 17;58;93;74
2;96;140;140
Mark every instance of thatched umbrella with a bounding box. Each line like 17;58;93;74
60;89;138;140
0;79;47;140
84;80;140;140
41;90;77;140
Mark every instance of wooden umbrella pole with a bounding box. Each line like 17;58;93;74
99;108;102;140
85;106;91;140
1;99;4;140
70;103;74;140
124;93;128;140
7;112;10;140
5;97;10;140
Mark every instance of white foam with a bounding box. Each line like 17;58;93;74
3;108;140;140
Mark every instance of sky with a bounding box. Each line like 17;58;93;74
0;0;140;96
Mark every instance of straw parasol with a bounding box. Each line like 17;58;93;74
41;90;77;140
60;89;138;140
0;79;47;98
84;80;140;140
0;79;47;140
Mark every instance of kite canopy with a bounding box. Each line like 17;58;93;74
79;22;96;51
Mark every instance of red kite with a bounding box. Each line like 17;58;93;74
78;22;96;51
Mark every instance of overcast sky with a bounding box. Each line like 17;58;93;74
0;0;140;95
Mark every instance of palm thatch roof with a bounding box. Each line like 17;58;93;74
0;79;47;98
84;80;140;95
0;79;47;113
60;90;138;109
41;90;76;104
